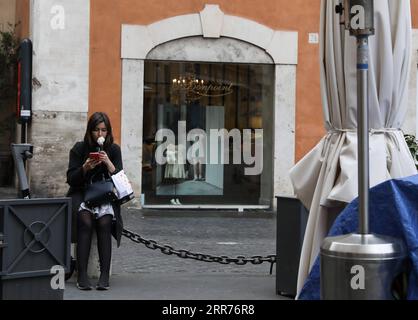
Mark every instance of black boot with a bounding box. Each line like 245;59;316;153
76;272;93;290
96;215;112;290
76;211;94;290
96;272;110;290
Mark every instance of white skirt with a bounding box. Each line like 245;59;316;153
79;202;115;219
164;164;186;179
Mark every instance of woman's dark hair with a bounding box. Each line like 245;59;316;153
84;112;114;150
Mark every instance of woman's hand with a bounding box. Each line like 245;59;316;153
82;158;102;174
99;151;116;174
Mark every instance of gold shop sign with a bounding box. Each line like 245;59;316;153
172;76;234;100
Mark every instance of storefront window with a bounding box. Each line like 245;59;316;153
142;60;274;205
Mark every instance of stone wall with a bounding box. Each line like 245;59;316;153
29;0;90;197
29;111;87;197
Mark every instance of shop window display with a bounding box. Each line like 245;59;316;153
142;60;274;205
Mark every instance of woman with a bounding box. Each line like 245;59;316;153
66;112;123;290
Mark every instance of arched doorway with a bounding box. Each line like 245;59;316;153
120;5;298;209
142;37;274;206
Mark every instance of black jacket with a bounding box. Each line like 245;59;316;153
66;141;123;247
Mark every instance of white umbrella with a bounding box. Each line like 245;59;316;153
290;0;417;296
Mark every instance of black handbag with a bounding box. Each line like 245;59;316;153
84;173;116;207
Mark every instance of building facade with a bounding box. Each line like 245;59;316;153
2;0;418;210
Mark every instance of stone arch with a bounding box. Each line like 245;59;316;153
121;4;298;65
120;5;297;207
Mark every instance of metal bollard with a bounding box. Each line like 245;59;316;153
11;143;33;199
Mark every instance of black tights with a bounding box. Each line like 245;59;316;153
77;210;112;282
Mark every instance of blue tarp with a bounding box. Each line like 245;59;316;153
299;175;418;300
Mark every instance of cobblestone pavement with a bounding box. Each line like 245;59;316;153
111;208;277;276
64;207;283;300
0;189;283;299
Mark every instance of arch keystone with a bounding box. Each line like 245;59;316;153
200;4;224;38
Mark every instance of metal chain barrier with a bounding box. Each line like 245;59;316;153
122;228;277;274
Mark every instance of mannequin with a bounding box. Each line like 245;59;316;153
187;100;206;181
164;144;185;205
191;141;204;181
